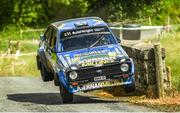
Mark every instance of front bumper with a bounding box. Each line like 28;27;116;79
58;58;135;93
76;75;133;91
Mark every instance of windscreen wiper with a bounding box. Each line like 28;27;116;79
89;34;104;48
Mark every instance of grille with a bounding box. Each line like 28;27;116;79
69;63;131;82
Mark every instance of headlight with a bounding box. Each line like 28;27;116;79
120;63;129;72
69;71;78;80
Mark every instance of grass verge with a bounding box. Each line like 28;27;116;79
160;32;180;91
91;90;180;112
0;54;40;76
0;39;39;76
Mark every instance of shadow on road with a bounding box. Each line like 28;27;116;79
7;93;118;105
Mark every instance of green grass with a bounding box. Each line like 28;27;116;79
0;26;44;52
160;32;180;91
0;27;42;76
20;41;38;53
0;40;39;76
0;55;40;76
21;30;45;40
0;55;40;77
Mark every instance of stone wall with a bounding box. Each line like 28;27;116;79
104;41;171;98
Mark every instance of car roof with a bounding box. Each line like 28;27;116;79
51;17;108;31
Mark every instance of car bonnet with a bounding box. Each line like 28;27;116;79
57;44;129;69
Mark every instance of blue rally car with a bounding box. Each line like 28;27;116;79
36;17;135;103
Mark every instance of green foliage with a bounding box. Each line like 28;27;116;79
0;0;88;28
0;0;15;27
0;0;46;28
0;0;179;29
87;0;180;25
160;32;180;91
12;0;45;26
141;0;180;25
47;0;88;21
107;0;145;21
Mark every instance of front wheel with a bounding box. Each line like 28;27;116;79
124;84;135;93
124;78;136;93
40;62;54;82
59;84;73;103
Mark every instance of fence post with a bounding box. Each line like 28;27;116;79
20;29;22;39
149;17;152;26
154;43;164;98
11;60;15;75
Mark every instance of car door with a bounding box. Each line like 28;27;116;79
43;26;54;72
39;26;52;72
44;26;57;73
48;27;57;73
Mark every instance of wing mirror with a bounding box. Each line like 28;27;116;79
50;47;56;53
40;34;45;41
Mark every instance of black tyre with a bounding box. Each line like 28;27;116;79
40;63;54;82
54;74;60;86
36;55;41;70
124;84;135;93
59;84;73;103
124;79;136;93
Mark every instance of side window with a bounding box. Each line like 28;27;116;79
44;26;53;45
50;29;57;49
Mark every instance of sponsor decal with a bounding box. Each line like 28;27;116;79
77;79;123;91
74;49;110;57
58;55;69;68
79;56;115;67
70;49;120;67
62;47;123;67
62;27;109;38
71;57;80;64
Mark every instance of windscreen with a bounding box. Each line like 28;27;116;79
60;27;117;52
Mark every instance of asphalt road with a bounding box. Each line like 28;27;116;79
0;77;157;112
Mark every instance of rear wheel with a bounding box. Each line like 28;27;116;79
40;63;54;82
59;84;73;103
54;74;60;86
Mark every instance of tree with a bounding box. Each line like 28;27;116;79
46;0;89;21
0;0;179;29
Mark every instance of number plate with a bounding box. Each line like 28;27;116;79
94;76;106;81
77;79;124;91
